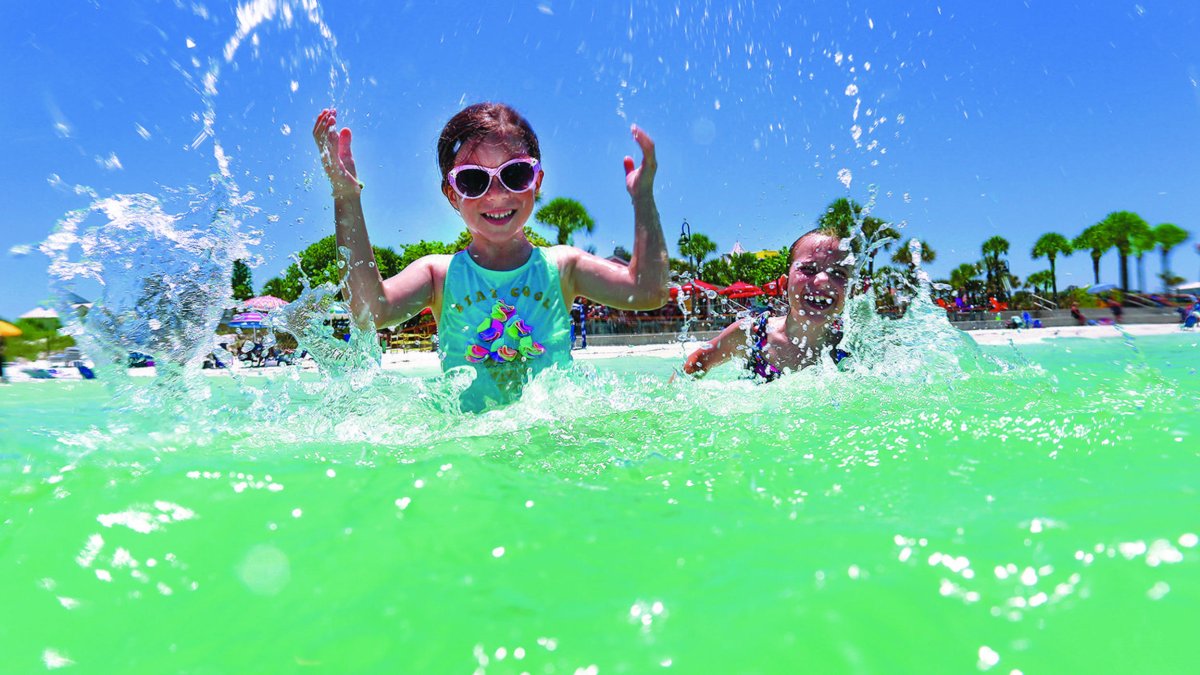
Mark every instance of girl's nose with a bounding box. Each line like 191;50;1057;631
484;174;509;198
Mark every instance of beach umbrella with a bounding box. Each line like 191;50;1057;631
0;320;21;337
228;311;269;329
762;274;789;297
668;279;721;299
720;280;765;299
1086;283;1117;294
19;307;58;319
243;295;288;311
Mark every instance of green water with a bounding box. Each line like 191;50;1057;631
3;333;1198;673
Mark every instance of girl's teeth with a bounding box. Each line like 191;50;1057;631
483;209;515;220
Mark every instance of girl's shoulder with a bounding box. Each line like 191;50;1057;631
406;253;454;285
541;244;579;266
419;253;455;272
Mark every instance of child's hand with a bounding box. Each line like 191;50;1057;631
623;124;657;202
313;109;361;197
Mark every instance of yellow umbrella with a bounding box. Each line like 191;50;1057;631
0;320;21;337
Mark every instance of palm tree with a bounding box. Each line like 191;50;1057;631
949;262;983;300
1030;233;1073;299
1026;270;1055;296
891;238;937;267
818;197;898;275
980;236;1011;300
678;232;718;277
1100;210;1151;292
816;197;859;239
1131;225;1156;292
534;197;595;245
1073;223;1113;286
861;220;902;276
1153;223;1190;291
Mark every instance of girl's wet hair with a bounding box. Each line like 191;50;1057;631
789;224;846;262
437;103;541;188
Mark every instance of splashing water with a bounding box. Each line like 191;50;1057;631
9;4;1199;672
39;0;350;385
41;178;256;374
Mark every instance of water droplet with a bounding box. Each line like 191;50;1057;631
978;645;1000;670
837;168;853;189
844;83;858;96
280;124;292;136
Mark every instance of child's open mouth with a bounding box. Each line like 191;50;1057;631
481;209;516;225
803;293;834;311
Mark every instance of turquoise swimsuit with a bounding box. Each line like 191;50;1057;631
439;248;572;410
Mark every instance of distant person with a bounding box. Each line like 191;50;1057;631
1107;297;1124;324
313;103;668;409
682;226;850;381
570;299;588;349
1182;300;1200;329
1070;302;1088;326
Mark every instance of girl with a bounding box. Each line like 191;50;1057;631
313;104;669;408
683;225;851;380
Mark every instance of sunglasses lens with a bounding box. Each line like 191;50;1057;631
499;161;535;192
454;169;490;198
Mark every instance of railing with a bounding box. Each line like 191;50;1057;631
387;333;434;352
1029;294;1058;310
585;316;729;335
1122;293;1158;308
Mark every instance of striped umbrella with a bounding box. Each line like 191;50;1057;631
228;311;269;329
243;295;288;311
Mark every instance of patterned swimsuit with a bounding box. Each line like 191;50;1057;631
438;248;572;410
744;311;849;382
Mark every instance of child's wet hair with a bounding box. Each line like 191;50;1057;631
437;103;541;187
789;224;846;262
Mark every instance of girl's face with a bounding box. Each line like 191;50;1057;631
787;234;851;321
442;132;543;248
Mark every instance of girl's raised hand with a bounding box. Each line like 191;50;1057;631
313;109;360;197
623;124;657;202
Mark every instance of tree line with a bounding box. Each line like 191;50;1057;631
235;194;1191;313
944;212;1189;302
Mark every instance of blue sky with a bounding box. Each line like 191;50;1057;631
3;1;1199;320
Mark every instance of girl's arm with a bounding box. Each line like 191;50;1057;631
314;109;435;328
682;319;747;377
566;125;670;310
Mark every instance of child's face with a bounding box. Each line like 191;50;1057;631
787;234;851;321
443;132;543;248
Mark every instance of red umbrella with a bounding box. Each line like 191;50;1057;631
720;280;765;299
668;279;721;299
762;275;788;297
